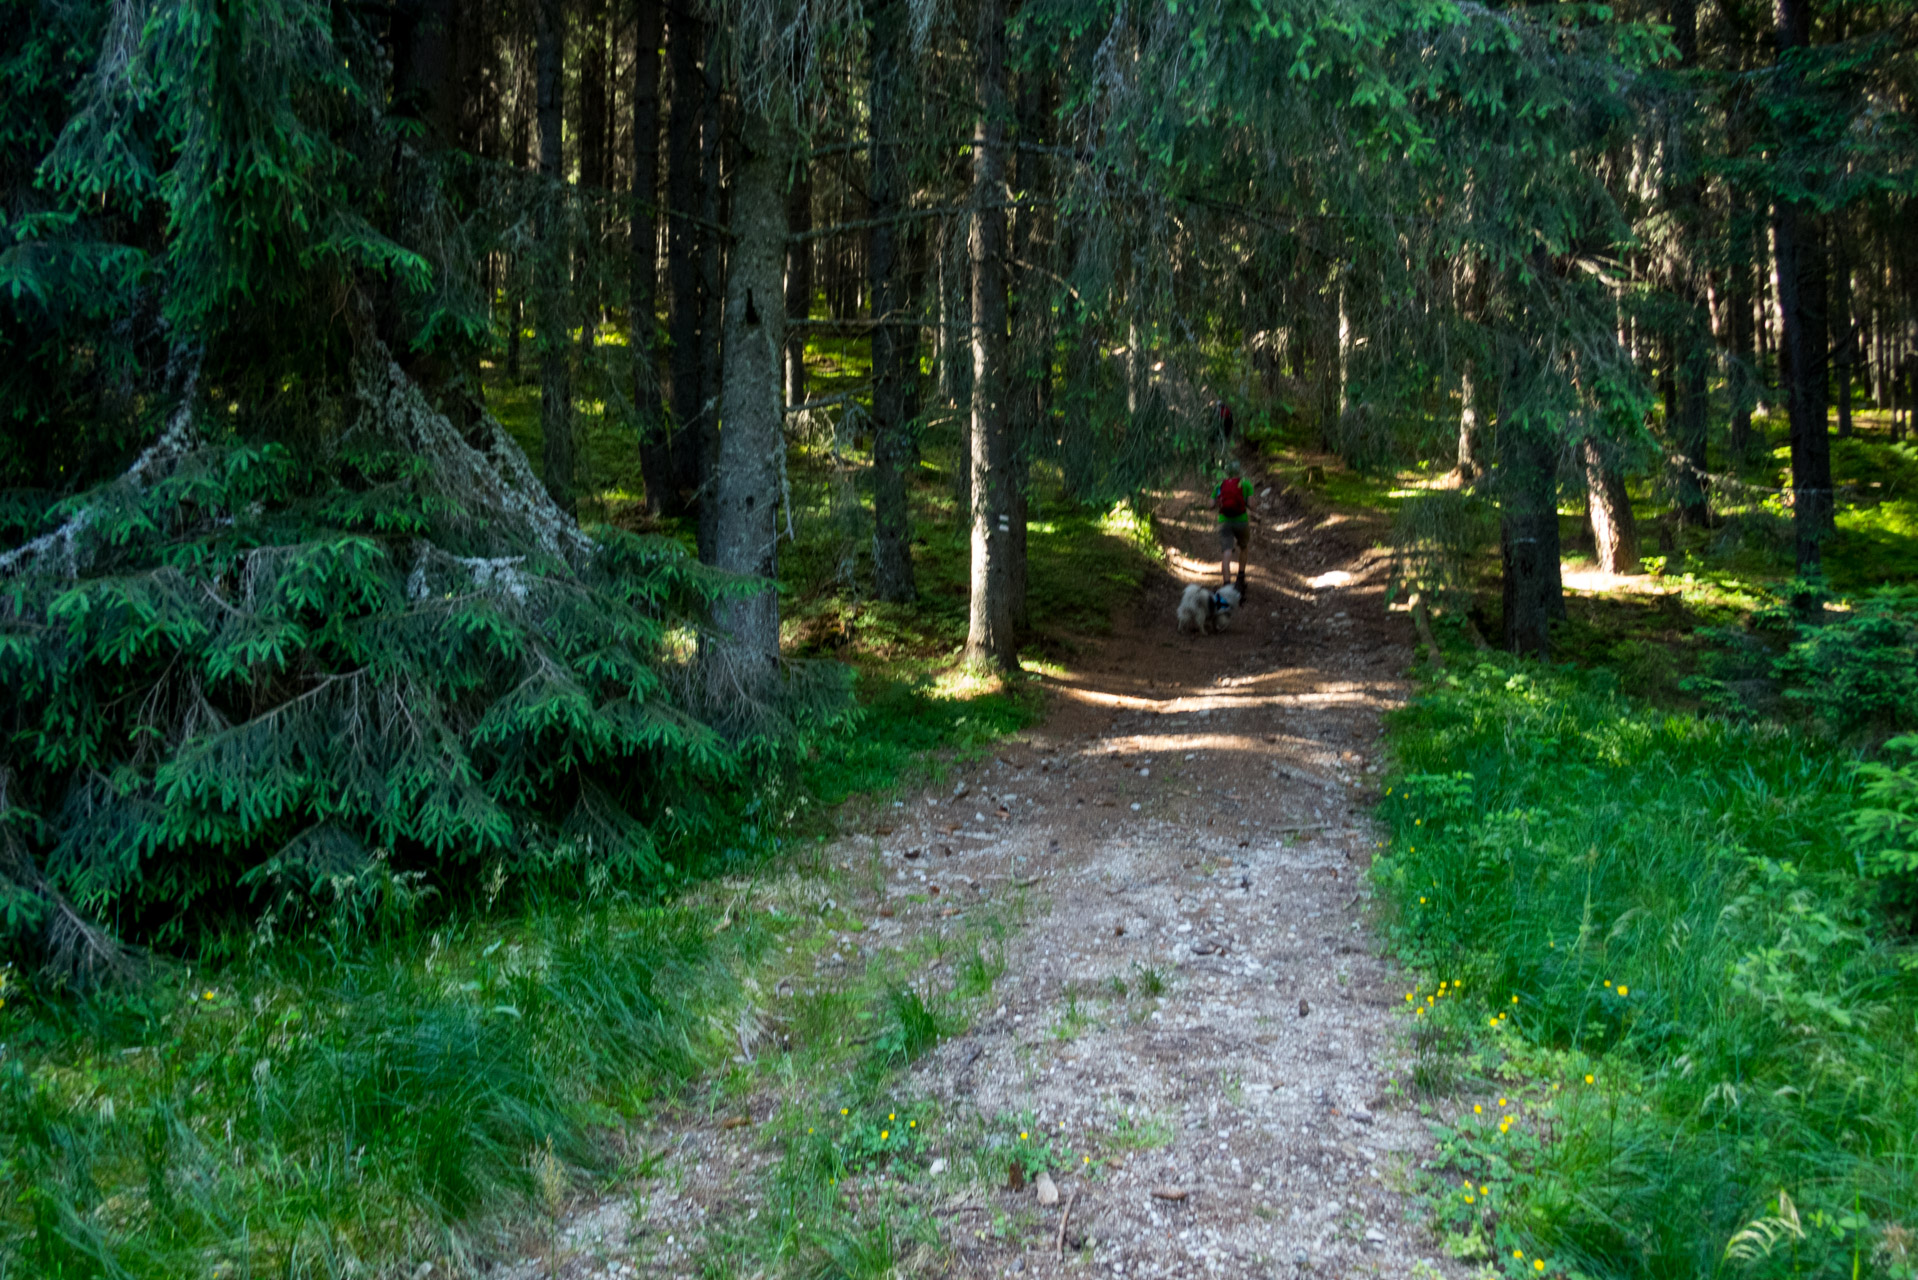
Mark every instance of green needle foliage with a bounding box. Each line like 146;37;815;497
0;0;792;977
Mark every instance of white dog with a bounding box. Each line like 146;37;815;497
1178;583;1241;634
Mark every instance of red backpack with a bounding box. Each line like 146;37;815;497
1218;477;1247;516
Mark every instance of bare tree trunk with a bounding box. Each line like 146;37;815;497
573;0;610;508
1582;437;1640;574
965;0;1016;671
869;0;916;602
1834;214;1855;439
1727;245;1757;459
1499;424;1562;658
696;47;726;561
506;96;531;381
1774;0;1830;584
663;9;705;519
1669;0;1710;524
708;112;790;700
785;163;813;405
631;0;670;514
1457;364;1482;481
1673;329;1711;526
1006;71;1050;636
535;0;574;510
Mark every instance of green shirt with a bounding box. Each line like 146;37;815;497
1214;483;1250;525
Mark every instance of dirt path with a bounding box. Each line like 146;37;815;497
889;473;1427;1278
497;468;1435;1279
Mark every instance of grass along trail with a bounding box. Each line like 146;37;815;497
495;464;1437;1279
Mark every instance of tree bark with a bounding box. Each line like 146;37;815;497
1499;425;1562;658
663;7;706;520
1727;245;1757;459
1582;437;1640;574
1457;363;1482;481
1006;71;1050;635
1667;0;1710;527
1833;213;1854;439
965;0;1016;671
785;165;813;406
696;46;726;561
869;0;916;602
535;0;574;510
708;113;791;699
1774;0;1833;577
630;0;670;514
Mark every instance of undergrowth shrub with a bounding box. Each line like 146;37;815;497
1379;659;1918;1279
1772;591;1918;732
0;375;807;976
1850;735;1918;933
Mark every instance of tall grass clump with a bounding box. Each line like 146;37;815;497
1378;658;1918;1279
0;903;748;1277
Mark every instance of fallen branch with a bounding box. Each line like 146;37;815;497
1057;1187;1079;1259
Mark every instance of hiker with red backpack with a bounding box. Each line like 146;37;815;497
1215;469;1252;594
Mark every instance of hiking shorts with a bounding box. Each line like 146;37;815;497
1218;522;1250;554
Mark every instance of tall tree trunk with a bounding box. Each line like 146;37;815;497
696;47;726;561
1833;214;1855;438
785;165;813;405
1006;71;1050;635
505;84;531;381
965;0;1016;670
869;0;916;602
664;9;705;519
707;112;790;700
1673;326;1711;525
1499;424;1562;658
938;208;973;410
1774;0;1831;579
1582;437;1640;574
1727;245;1757;459
631;0;670;514
1670;0;1710;525
1457;363;1482;481
535;0;574;510
574;0;610;509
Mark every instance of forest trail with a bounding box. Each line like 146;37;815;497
890;468;1433;1277
501;464;1437;1279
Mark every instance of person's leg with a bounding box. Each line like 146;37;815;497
1219;526;1236;585
1234;524;1249;592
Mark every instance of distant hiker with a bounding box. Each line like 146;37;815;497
1214;400;1236;440
1215;469;1252;593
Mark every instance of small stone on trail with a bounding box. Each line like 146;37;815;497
1036;1170;1060;1206
1191;938;1227;956
1130;803;1142;811
928;1158;947;1176
1298;998;1311;1017
1365;1227;1386;1246
952;783;969;799
1150;1186;1189;1202
1350;1108;1375;1125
